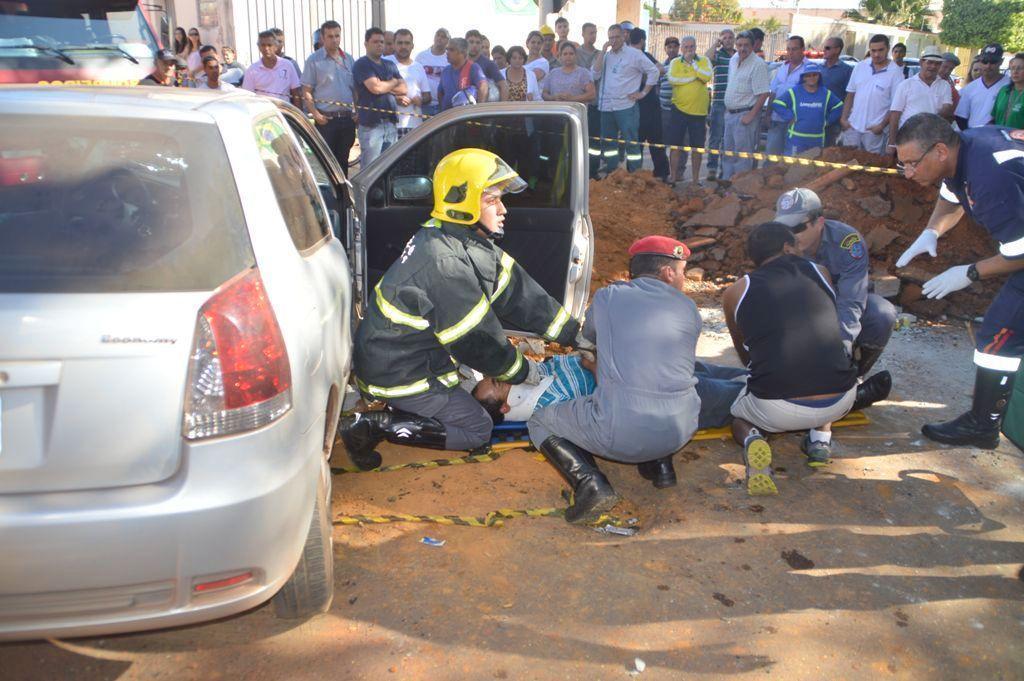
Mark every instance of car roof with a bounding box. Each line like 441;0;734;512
0;85;275;122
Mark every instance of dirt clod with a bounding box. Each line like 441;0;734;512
590;148;997;317
781;549;815;570
712;592;735;607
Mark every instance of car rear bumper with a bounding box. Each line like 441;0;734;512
0;411;325;641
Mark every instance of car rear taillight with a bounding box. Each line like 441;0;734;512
183;268;292;440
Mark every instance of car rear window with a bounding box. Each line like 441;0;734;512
0;114;254;293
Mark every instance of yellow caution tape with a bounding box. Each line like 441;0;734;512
331;413;869;529
307;98;900;175
329;440;527;475
334;506;632;529
331;412;870;473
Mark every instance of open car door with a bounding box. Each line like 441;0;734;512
347;102;593;327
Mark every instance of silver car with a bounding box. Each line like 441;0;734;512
0;87;594;639
0;87;352;639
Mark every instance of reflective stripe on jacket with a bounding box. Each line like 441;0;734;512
772;84;844;143
352;219;579;399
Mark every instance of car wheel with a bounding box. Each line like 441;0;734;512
272;464;334;618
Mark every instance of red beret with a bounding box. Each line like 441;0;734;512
628;235;691;260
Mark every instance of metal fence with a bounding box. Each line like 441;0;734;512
647;20;788;62
234;0;383;66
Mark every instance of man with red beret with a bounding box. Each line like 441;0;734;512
528;235;704;524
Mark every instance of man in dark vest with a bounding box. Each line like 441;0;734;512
722;222;859;495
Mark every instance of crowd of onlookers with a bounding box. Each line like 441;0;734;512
139;17;1024;181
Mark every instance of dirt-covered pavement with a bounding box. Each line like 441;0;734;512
4;311;1024;681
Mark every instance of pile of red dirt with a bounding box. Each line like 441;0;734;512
588;148;999;319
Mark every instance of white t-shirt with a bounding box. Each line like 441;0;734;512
955;74;1011;128
385;56;431;129
846;60;905;131
241;58;301;101
526;57;550;81
890;74;952;127
194;78;236;91
415;48;449;100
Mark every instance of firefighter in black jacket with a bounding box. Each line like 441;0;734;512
339;148;582;470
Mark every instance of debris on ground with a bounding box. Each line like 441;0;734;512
420;537;446;547
588;148;999;318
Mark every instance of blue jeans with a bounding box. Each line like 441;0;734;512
422;102;440;118
694;362;748;430
765;119;788;163
706;101;726;171
722;110;759;180
358;121;398;168
600;106;641;173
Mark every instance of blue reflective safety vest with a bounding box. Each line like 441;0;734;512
771;84;844;154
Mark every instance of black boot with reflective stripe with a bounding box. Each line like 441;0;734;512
922;367;1015;449
539;436;620;524
380;409;447;450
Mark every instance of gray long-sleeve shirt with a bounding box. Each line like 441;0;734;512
813;220;869;349
580;276;702;460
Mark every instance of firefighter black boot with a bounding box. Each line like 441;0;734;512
539;436;620;524
379;410;448;450
922;366;1015;449
338;412;388;471
338;410;448;471
637;455;677;489
851;370;892;412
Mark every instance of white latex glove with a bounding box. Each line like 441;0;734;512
574;329;596;353
523;358;543;385
571;348;596;362
922;265;972;299
895;228;939;268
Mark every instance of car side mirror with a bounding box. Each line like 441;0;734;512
391;176;432;201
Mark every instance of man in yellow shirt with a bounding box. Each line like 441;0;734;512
666;35;713;185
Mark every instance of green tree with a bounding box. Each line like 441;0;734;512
941;0;1024;51
669;0;743;23
735;16;784;34
843;0;936;30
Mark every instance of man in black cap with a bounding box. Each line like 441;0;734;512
940;52;961;116
773;187;896;409
955;44;1010;129
138;49;182;86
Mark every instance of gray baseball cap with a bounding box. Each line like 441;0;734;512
942;51;960;66
773;188;822;227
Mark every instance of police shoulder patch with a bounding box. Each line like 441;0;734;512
841;233;864;259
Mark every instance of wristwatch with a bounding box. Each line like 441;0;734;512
967;263;980;282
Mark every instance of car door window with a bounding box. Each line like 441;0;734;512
372;113;573;210
363;112;578;306
253;114;331;253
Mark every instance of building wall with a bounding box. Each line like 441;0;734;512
382;0;616;54
170;0;381;66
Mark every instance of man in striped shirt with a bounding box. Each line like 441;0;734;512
705;28;735;181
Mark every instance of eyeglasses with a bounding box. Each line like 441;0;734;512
897;142;938;173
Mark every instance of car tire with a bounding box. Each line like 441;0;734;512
272;465;334;618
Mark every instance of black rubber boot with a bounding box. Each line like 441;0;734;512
539;436;620;525
851;370;892;412
338;410;448;471
855;344;886;378
922;366;1015;449
637;455;677;489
